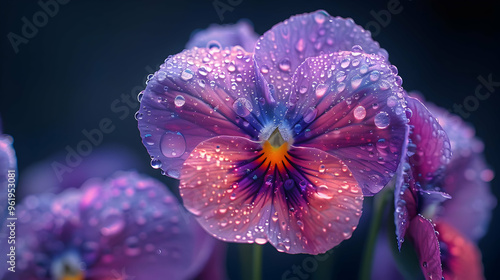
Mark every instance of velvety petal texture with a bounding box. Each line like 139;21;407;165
254;10;388;106
138;46;268;178
7;172;214;280
288;51;408;195
186;19;259;52
180;136;363;254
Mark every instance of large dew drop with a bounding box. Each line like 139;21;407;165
279;58;291;72
374;111;390;129
174;95;186;107
315;84;328;98
160;131;186;158
180;68;194;81
354;106;366;120
233;98;253;117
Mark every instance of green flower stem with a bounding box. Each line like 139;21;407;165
252;244;262;280
252;244;263;280
360;189;391;280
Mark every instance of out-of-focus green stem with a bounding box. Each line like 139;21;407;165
252;244;262;280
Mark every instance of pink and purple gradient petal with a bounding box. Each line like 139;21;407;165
407;215;443;280
254;10;388;107
287;51;408;195
138;47;270;178
179;136;363;254
436;222;485;280
186;19;259;52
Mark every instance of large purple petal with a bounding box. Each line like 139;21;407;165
407;215;443;280
186;19;259;52
179;136;363;254
138;47;271;178
285;51;408;195
254;10;388;106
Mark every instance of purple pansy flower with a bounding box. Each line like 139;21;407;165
137;10;409;254
390;96;494;279
5;172;215;280
186;19;259;52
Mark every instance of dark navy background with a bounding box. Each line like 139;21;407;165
1;0;499;279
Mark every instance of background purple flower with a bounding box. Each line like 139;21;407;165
5;172;215;280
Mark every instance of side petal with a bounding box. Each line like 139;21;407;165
186;19;259;52
394;159;418;249
286;51;408;195
407;215;443;280
138;47;269;178
436;222;485;280
179;136;363;254
406;97;451;186
254;10;388;105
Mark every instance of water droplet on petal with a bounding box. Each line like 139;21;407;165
180;68;194;81
374;112;390;129
151;159;162;169
279;58;291;72
315;84;328;98
174;95;186;107
354;106;366;120
255;238;267;245
160;131;186;158
295;38;305;52
260;65;269;74
233;98;253;117
369;71;380;81
317;185;333;199
284;179;295;190
303;107;317;123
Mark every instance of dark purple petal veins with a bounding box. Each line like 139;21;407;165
186;19;259;52
254;10;388;106
138;47;270;178
407;215;443;280
179;136;363;254
286;51;408;195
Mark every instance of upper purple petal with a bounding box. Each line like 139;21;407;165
138;47;270;178
186;19;259;52
287;51;408;195
254;10;388;107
